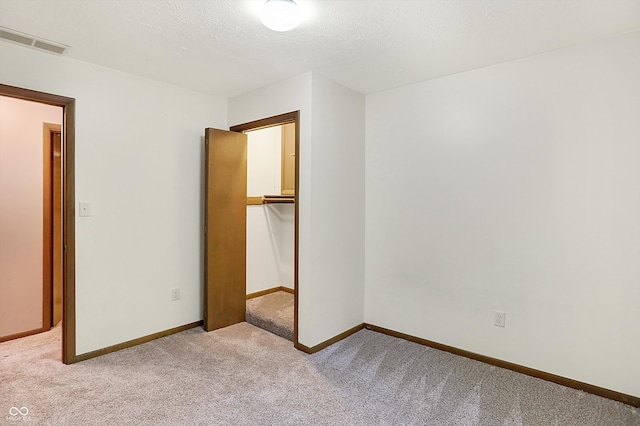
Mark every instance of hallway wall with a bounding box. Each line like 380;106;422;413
0;96;62;338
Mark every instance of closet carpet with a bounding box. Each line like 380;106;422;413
1;323;639;425
245;290;294;341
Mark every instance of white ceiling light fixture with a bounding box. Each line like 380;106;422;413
261;0;300;32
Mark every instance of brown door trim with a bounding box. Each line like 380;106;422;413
230;111;298;133
230;111;301;348
1;84;77;364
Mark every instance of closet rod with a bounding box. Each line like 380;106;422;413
262;195;295;204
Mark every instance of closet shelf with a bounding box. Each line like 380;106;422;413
262;195;295;204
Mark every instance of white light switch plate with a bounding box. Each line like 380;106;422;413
79;202;91;217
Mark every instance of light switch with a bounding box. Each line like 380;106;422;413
79;202;91;217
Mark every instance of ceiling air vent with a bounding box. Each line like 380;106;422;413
0;26;68;55
33;39;67;55
0;29;33;45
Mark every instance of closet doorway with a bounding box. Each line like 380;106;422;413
243;122;295;341
203;111;299;346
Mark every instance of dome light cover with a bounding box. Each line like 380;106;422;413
261;0;300;32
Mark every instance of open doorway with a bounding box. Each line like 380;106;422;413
0;84;76;364
230;112;299;345
0;97;62;342
203;111;300;345
244;122;296;341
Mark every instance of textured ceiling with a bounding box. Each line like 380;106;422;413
1;0;640;97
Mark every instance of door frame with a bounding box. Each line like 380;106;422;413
43;123;62;331
0;84;77;364
230;111;300;347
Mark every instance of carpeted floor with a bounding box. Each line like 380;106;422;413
1;322;639;425
246;291;294;341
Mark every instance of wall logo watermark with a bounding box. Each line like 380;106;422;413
7;406;31;422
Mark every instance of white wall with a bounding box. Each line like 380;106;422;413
365;31;640;397
247;126;281;196
246;125;294;294
229;72;366;347
247;206;279;294
246;204;295;294
0;96;62;338
308;74;365;345
0;42;227;354
272;204;295;290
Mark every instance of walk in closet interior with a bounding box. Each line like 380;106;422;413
244;123;295;341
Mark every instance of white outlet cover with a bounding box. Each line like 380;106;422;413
171;288;180;301
79;202;91;217
494;311;506;327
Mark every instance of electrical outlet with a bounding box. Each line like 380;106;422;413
79;202;91;217
171;288;180;301
494;310;506;328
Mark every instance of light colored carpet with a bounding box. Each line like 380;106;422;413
246;291;294;341
1;323;639;425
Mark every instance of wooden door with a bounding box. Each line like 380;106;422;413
204;128;247;331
